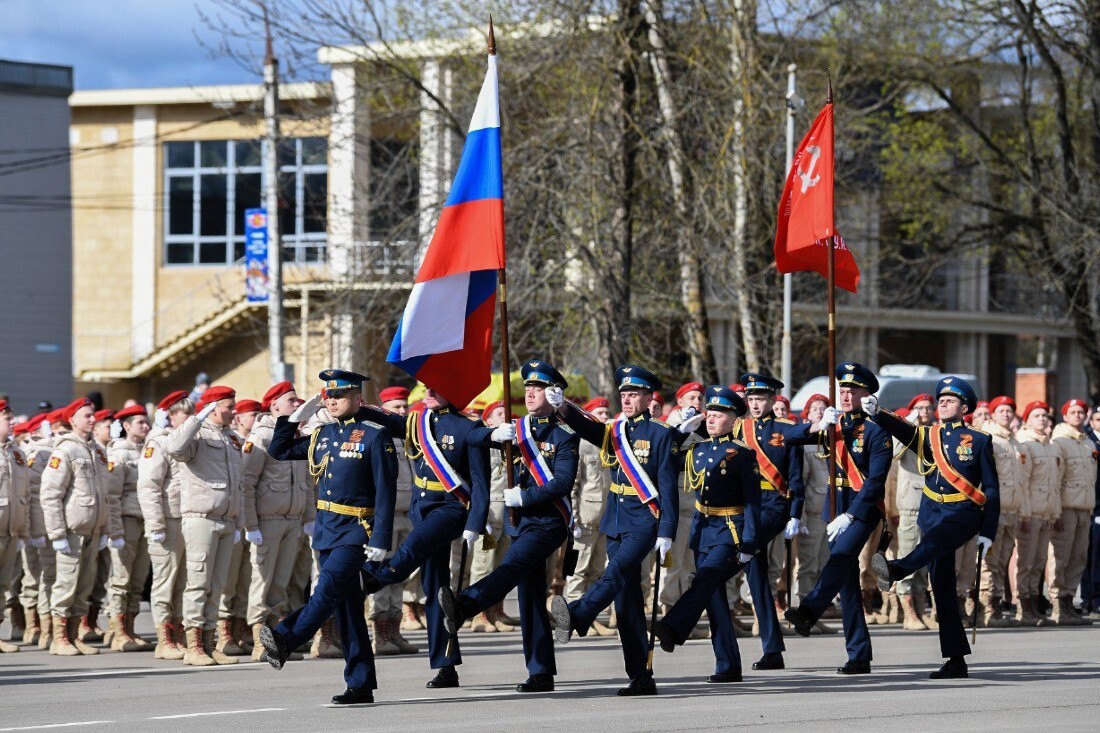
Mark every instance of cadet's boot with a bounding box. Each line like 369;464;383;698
917;594;939;630
887;592;901;624
862;590;879;624
8;604;25;641
69;617;99;655
203;628;238;665
311;618;343;658
183;627;216;666
872;593;890;625
128;613;151;649
79;605;104;643
373;616;401;656
233;617;253;652
49;616;80;656
1052;596;1083;626
493;601;521;627
110;614;141;652
900;594;928;630
470;611;497;633
103;615;119;647
215;619;245;656
1063;595;1090;625
38;613;52;650
981;594;1013;628
252;624;269;661
154;622;185;660
401;602;425;631
388;612;419;654
591;619;617;637
24;607;41;646
172;619;186;648
0;637;17;653
607;607;618;629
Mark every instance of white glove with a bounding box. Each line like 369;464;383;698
149;531;166;544
52;538;72;554
197;402;217;421
109;420;122;440
30;536;46;549
546;385;564;409
245;529;263;546
737;551;753;564
678;411;705;434
233;529;242;544
654;536;673;563
573;525;583;540
290;393;323;423
976;535;993;553
784;518;802;540
40;420;52;438
816;406;838;431
906;409;920;424
364;545;386;563
98;535;109;551
491;422;517;443
17;539;25;552
860;395;879;416
826;513;853;542
462;529;478;550
109;537;125;550
1095;516;1100;526
154;409;169;429
302;521;315;536
503;487;524;507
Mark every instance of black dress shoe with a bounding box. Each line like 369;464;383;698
360;570;382;595
837;660;871;675
516;674;554;692
332;687;374;705
438;586;460;635
706;671;743;683
426;665;460;689
617;675;658;696
258;626;290;670
752;652;784;670
784;606;814;637
652;620;677;653
929;657;968;679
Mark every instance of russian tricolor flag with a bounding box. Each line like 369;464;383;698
387;53;505;408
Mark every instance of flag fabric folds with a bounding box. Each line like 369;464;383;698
387;54;506;408
773;102;860;293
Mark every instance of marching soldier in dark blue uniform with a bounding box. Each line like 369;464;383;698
732;372;812;671
258;370;397;706
359;386;491;689
867;376;1000;679
439;360;578;693
652;386;761;683
785;363;891;675
547;365;681;696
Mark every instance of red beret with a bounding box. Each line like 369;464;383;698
1062;398;1089;415
975;400;989;410
481;400;504;421
963;413;973;424
896;407;911;420
62;398;94;422
988;395;1016;413
730;384;746;394
675;382;704;401
1022;401;1050;419
157;390;189;412
0;400;8;413
775;395;790;407
114;405;147;421
233;399;262;415
46;409;65;425
379;386;411;404
651;392;666;406
13;421;28;435
198;385;235;407
907;393;934;410
261;381;295;410
93;409;114;423
583;396;610;412
26;414;46;433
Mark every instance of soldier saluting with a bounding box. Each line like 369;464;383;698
258;370;397;706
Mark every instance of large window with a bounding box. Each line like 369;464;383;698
163;137;328;265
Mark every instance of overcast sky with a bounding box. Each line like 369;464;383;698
4;0;274;90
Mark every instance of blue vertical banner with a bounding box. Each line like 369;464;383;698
244;208;269;303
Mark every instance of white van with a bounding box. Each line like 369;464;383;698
790;365;982;414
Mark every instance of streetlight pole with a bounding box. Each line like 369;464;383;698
781;63;798;398
263;7;285;382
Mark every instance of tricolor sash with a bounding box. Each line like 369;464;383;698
610;418;660;518
928;426;987;506
742;418;789;497
515;415;574;527
416;409;471;506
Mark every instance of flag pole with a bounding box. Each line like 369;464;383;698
826;76;838;522
488;17;519;528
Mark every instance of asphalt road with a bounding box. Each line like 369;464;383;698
2;610;1098;732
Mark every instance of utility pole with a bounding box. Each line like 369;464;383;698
263;4;285;382
781;63;799;398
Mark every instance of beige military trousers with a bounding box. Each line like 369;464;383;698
370;513;413;619
1016;519;1051;599
980;512;1017;598
51;532;101;618
955;535;979;598
181;517;236;630
565;525;607;602
794;512;829;603
469;501;511;586
20;542;55;615
247;518;303;625
1048;508;1092;600
659;498;697;607
108;516;150;616
0;537;21;609
220;537;252;620
895;510;927;596
148;517;186;625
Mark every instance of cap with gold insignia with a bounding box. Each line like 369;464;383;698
614;364;661;393
318;369;369;397
935;376;977;413
705;385;747;416
739;372;784;395
521;359;568;389
835;362;879;393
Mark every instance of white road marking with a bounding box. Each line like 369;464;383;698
148;708;284;720
0;723;115;732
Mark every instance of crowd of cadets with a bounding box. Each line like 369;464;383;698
0;373;1096;672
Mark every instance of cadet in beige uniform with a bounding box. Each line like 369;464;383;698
105;404;153;651
18;414;53;648
1015;401;1062;626
27;411;64;649
0;401;30;653
80;409;119;645
138;391;191;659
242;382;317;660
1049;399;1097;625
887;396;933;630
166;385;244;666
978;396;1027;627
40;398;110;655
